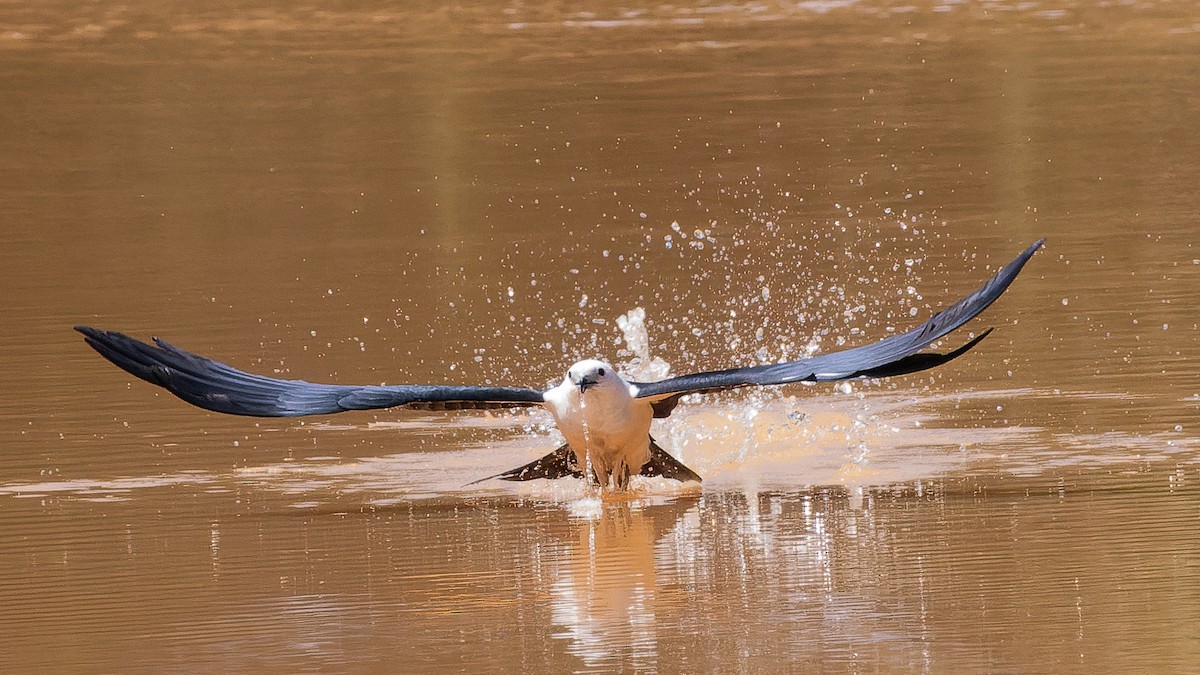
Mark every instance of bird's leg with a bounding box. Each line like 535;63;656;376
590;460;609;489
611;459;632;490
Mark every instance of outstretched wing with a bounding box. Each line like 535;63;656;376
76;326;545;417
631;239;1044;416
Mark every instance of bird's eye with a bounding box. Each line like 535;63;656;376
598;368;606;376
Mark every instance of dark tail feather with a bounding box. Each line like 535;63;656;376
468;438;702;486
466;443;582;485
639;437;702;483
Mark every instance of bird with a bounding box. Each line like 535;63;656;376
76;239;1043;489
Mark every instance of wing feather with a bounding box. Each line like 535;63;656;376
76;326;544;417
632;239;1043;415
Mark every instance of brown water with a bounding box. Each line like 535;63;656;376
3;0;1200;671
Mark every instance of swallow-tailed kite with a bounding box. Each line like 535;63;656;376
77;239;1043;488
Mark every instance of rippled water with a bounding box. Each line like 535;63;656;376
3;0;1200;671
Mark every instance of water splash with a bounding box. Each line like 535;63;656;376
579;395;598;496
616;308;672;381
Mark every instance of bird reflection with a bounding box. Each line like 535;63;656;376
549;494;700;668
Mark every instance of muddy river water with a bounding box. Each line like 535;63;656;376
2;0;1199;671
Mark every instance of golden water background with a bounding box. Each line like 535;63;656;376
2;1;1199;671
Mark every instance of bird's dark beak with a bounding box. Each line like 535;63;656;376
577;377;597;394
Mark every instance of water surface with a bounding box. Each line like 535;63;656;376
2;0;1199;671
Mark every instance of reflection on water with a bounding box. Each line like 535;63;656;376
3;384;1199;669
550;497;699;669
4;470;1197;671
4;0;1200;670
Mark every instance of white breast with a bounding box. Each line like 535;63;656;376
542;376;653;485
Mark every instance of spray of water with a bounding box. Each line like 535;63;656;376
616;308;672;381
579;395;598;497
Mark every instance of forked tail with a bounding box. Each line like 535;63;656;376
467;437;701;485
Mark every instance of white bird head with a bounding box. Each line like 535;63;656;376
566;359;619;394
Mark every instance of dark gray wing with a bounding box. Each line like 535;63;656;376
631;239;1043;417
76;326;545;417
